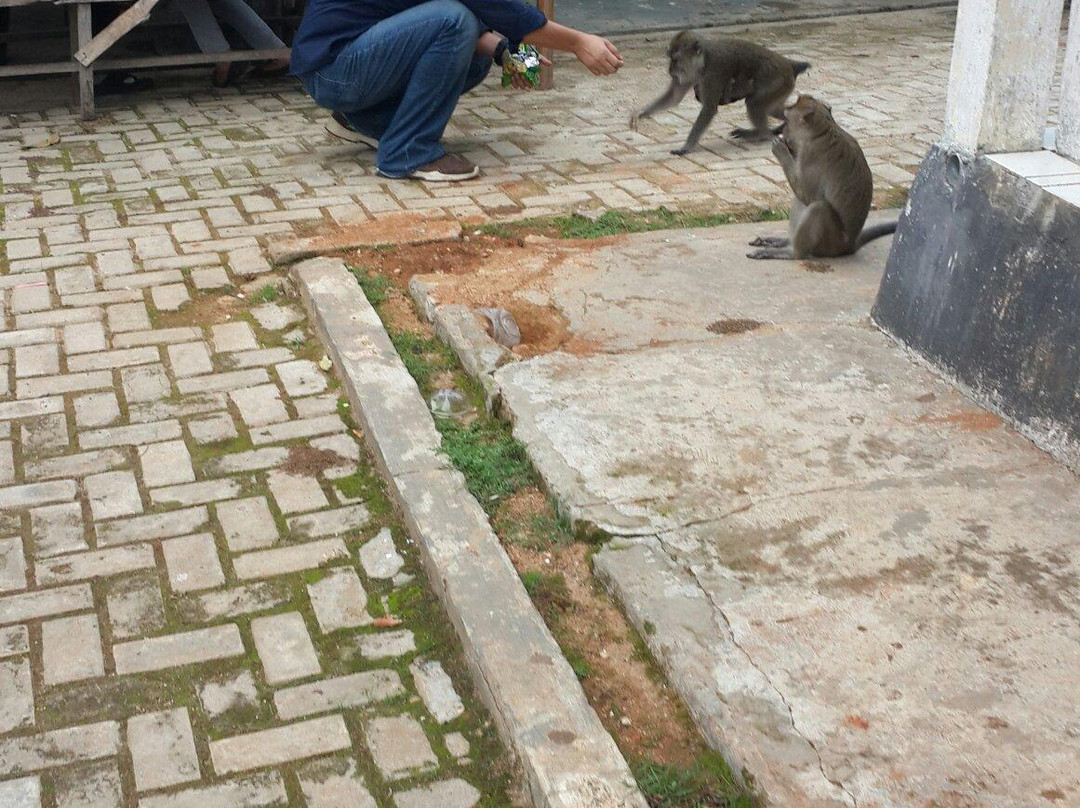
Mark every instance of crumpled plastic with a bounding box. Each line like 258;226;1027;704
477;307;521;348
501;44;542;88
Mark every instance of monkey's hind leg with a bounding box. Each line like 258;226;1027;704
791;200;850;258
749;235;789;248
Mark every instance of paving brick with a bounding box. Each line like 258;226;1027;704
138;772;288;808
106;573;166;639
199;670;258;718
445;732;470;759
14;344;59;378
73;392;121;428
0;396;65;421
128;708;201;791
162;533;225;593
394;780;481;808
20;412;70;454
187;412;239;444
0;625;29;658
107;302;152;333
25;449;126;481
114;327;201;348
52;760;123;808
226;347;295;369
150;479;241;507
152;283;191;311
0;657;34;733
230;385;290;427
233;539;349;580
0;775;40;808
359;528;405;579
295;395;340;419
121;364;171;403
139;439;195;487
250;612;320;684
250;304;301;332
0;480;78;511
67;347;160;373
98;506;209;545
251;415;345;445
36;544;155;585
410;659;465;723
176;369;269;395
364;715;437;780
0;721;119;778
167;342;214;377
210;715;351;775
274;669;402;720
211;322;258;353
190;266;230;289
29;503;88;557
113;624;245;674
216;497;278;552
16;370;112;399
80;420;182;449
267;470;328;514
298;758;377;808
0;585;94;626
307;566;371;633
0;537;27;594
42;614;104;685
86;470;143;520
356;630;416;660
0;442;11;485
204;447;288;475
275;360;327;397
180;581;292;622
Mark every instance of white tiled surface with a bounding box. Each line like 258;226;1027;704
989;150;1080;204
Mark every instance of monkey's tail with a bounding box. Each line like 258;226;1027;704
855;220;898;249
790;60;811;76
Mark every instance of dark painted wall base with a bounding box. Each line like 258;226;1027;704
872;145;1080;469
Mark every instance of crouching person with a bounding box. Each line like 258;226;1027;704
291;0;624;181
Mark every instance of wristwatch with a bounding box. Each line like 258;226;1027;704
492;36;511;67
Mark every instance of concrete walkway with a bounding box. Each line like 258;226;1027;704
410;223;1080;807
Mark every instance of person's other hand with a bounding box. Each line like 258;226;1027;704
574;34;623;75
510;53;552;89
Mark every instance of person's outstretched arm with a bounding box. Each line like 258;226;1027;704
524;21;623;75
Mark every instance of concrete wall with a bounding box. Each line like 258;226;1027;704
1059;0;1080;160
873;147;1080;469
944;0;1065;152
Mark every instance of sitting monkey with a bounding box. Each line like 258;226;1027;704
747;95;897;260
631;31;810;155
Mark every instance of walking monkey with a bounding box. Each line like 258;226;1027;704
631;31;810;155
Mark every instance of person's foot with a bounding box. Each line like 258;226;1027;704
324;113;379;148
406;153;480;182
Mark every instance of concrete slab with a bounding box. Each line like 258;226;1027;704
412;222;1080;807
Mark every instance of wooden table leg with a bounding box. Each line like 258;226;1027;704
70;4;94;120
537;0;554;90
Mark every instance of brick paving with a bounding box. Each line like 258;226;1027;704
0;8;960;807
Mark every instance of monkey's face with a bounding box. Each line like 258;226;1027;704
667;32;704;85
783;94;833;146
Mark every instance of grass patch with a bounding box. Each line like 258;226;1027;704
634;752;756;808
437;419;536;509
252;283;279;303
478;205;787;240
389;330;456;392
349;265;394;306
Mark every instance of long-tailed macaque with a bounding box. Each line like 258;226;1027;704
747;95;897;260
631;31;810;155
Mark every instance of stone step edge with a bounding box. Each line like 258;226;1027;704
292;256;648;808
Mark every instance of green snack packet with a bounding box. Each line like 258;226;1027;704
501;44;542;87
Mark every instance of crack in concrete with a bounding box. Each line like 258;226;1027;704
679;555;860;808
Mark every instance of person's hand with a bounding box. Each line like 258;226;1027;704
574;34;623;75
509;53;552;89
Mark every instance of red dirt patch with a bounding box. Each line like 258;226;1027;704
707;318;764;335
293;211;461;249
916;410;1003;432
280;445;347;476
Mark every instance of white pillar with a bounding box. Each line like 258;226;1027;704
943;0;1065;153
1058;1;1080;160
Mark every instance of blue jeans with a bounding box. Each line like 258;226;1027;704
300;0;491;177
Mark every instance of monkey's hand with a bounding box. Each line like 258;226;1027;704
771;136;792;160
749;235;789;248
670;146;690;156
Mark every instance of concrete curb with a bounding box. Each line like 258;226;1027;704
292;256;648;808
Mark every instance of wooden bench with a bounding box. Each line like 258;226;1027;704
0;0;290;119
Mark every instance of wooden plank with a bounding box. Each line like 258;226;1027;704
74;0;161;66
95;47;290;70
71;4;95;120
537;0;554;90
0;61;77;77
